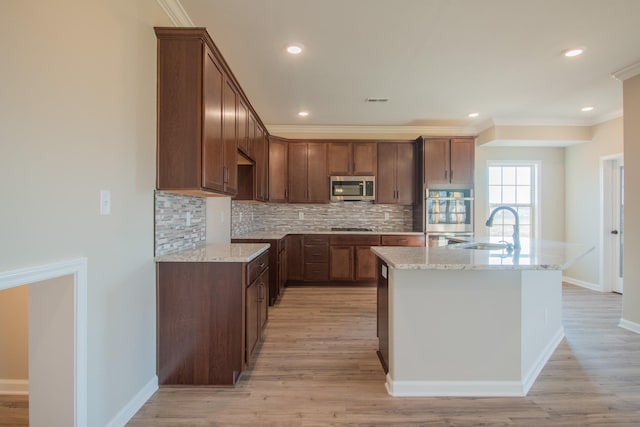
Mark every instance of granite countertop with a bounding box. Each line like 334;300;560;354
371;237;593;271
155;243;270;263
232;230;425;240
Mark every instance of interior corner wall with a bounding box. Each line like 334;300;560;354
0;0;171;425
473;145;566;242
622;74;640;324
0;286;29;382
564;118;623;287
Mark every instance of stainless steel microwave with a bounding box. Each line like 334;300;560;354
330;176;375;201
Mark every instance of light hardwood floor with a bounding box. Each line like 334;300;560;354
127;284;640;426
2;284;638;426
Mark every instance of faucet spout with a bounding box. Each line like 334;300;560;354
485;205;521;250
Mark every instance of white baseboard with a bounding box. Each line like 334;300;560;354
105;375;158;427
0;379;29;395
619;318;640;334
562;275;602;292
385;373;525;397
521;327;565;395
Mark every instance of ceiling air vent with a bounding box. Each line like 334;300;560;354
365;98;389;103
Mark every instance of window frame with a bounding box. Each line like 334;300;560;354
485;160;541;241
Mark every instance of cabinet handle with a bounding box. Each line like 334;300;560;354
259;262;265;268
444;170;448;180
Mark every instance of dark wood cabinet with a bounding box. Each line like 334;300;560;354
424;137;475;187
287;235;304;281
329;234;380;283
156;28;241;196
303;235;329;281
377;142;415;204
380;234;426;247
288;142;328;203
327;142;377;176
232;236;286;305
237;100;249;156
377;258;389;373
246;266;268;362
269;137;288;202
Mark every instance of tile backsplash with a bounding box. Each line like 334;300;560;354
155;191;206;255
232;201;412;236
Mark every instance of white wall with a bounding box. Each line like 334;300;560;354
564;118;623;287
622;74;640;326
474;145;566;241
0;1;170;425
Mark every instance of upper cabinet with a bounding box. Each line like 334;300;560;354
424;137;474;188
327;142;377;176
268;137;288;203
288;142;328;203
377;142;415;205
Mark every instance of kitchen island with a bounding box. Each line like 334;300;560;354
371;238;592;397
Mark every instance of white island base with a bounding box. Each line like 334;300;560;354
383;267;564;397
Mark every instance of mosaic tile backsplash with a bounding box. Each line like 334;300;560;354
231;201;413;236
155;191;206;255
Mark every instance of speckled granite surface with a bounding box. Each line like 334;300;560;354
371;238;593;270
232;230;425;239
155;243;269;263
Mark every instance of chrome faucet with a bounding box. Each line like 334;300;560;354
486;205;521;250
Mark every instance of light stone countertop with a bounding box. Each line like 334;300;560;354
155;243;269;263
232;230;425;240
371;237;593;271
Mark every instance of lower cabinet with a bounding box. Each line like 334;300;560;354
156;250;269;386
287;234;304;281
304;235;329;281
232;236;286;305
377;258;389;373
329;234;380;283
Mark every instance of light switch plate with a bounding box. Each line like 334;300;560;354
100;190;111;216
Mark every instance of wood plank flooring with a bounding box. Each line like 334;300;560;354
127;284;640;426
2;284;638;426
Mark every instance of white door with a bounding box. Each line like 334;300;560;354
602;155;624;293
613;162;624;293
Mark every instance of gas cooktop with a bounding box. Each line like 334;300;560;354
330;227;373;232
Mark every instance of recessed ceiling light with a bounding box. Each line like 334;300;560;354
298;111;309;117
286;44;303;55
467;112;480;118
563;48;584;57
581;105;594;112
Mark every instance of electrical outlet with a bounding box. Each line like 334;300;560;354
99;190;111;216
186;211;192;226
239;212;243;222
298;211;304;220
384;212;390;220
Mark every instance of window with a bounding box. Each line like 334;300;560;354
487;162;538;241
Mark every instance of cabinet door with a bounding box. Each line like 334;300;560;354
269;139;288;202
287;144;308;203
395;143;415;205
222;79;238;195
258;269;269;332
278;244;286;295
327;142;352;175
355;246;377;281
259;129;269;201
376;143;397;204
353;142;377;176
424;138;450;185
202;47;225;192
307;143;328;203
287;235;304;281
450;138;475;186
330;246;354;281
237;100;249;155
254;127;266;201
377;259;389;372
246;281;259;362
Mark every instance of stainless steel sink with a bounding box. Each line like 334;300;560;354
450;242;510;250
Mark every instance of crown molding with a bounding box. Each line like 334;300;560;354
156;0;194;27
612;61;640;81
265;124;478;139
592;109;623;125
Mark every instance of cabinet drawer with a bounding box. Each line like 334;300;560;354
304;262;329;281
304;245;329;262
330;234;380;246
381;235;425;247
248;250;269;284
304;235;329;245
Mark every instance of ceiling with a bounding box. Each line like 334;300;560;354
169;0;640;135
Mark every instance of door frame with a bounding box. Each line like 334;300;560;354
600;153;623;293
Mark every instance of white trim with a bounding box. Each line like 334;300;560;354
612;61;640;81
0;258;87;427
266;124;478;138
0;379;29;395
156;0;194;27
521;327;564;395
105;375;158;427
619;319;640;334
593;109;624;125
562;275;603;292
385;373;526;397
